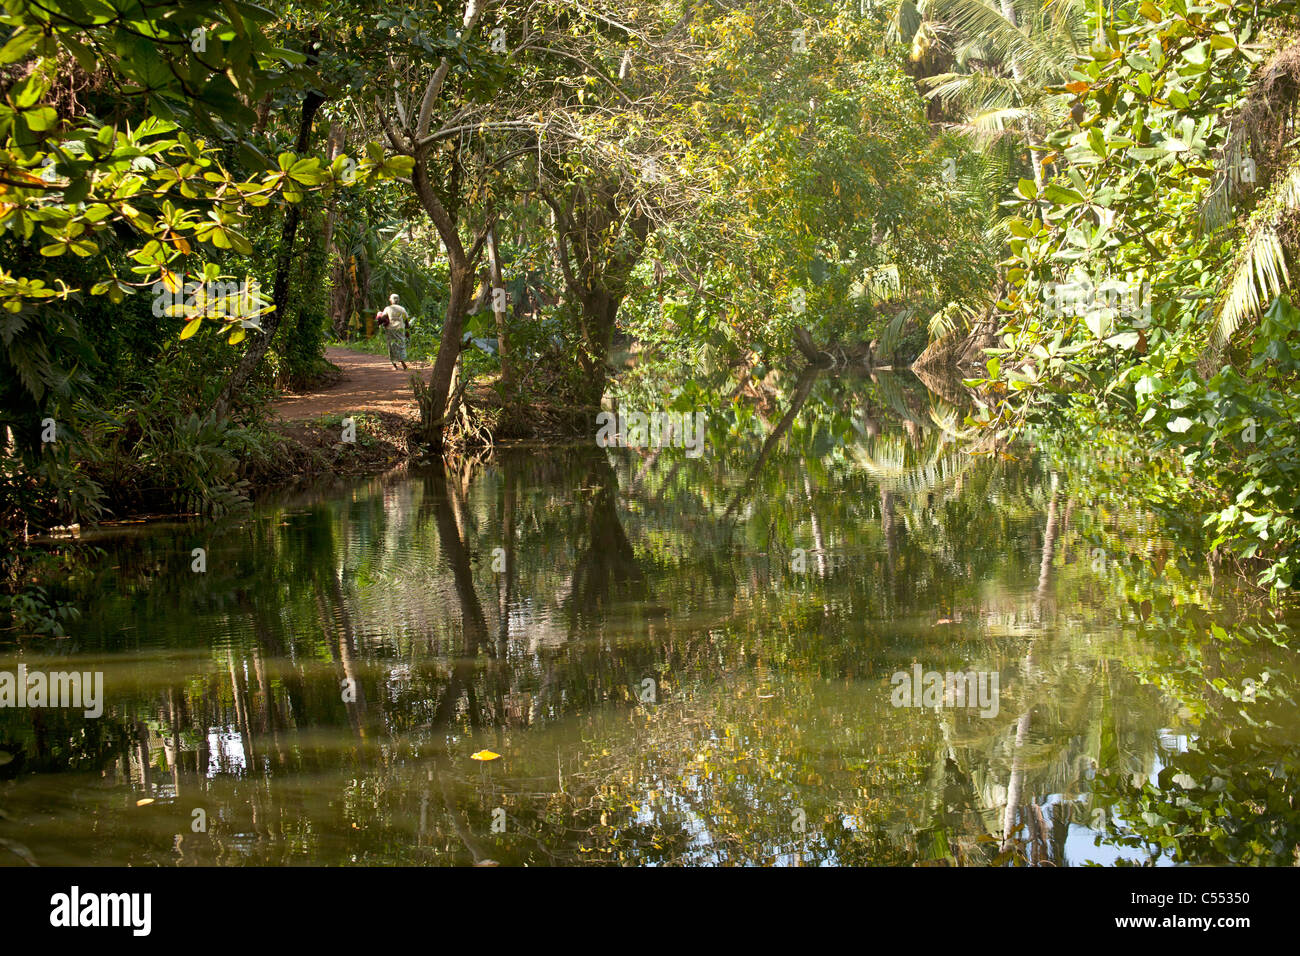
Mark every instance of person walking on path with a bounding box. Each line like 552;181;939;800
381;293;410;370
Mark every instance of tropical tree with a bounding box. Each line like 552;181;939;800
984;0;1300;589
892;0;1092;191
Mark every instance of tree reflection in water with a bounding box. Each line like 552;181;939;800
1;370;1297;866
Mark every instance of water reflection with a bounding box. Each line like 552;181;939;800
1;370;1297;866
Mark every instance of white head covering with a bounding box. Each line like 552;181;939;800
389;293;400;304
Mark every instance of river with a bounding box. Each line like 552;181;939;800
2;371;1296;866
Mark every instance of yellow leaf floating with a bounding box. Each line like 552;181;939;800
136;798;155;807
470;750;500;762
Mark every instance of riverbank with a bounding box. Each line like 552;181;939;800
253;347;428;486
257;345;587;485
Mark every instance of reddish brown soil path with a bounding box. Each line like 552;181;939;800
272;346;430;421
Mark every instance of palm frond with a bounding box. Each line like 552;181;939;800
887;0;925;46
857;263;904;302
850;429;972;495
920;72;1024;112
1210;163;1300;350
875;308;915;362
924;0;1081;87
1200;136;1256;234
927;301;979;341
969;106;1034;132
929;399;980;440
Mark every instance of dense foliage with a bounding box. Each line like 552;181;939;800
3;0;1298;632
972;0;1300;591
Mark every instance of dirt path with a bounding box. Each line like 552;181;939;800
272;346;429;421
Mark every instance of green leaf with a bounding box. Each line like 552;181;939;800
0;28;42;65
1088;127;1106;157
382;155;415;177
23;106;57;132
287;158;324;185
12;76;44;110
1042;184;1084;205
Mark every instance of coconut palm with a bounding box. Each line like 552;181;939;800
891;0;1093;190
1201;45;1300;356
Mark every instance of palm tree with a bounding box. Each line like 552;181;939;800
891;0;1093;191
1200;43;1300;360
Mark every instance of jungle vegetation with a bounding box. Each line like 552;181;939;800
2;0;1299;626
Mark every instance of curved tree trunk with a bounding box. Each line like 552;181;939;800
410;155;490;447
219;84;326;411
215;62;322;411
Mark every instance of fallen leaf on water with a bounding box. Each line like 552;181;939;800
933;618;954;626
470;750;501;762
135;798;155;807
474;859;500;867
757;693;775;699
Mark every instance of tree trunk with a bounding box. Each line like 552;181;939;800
575;288;622;408
549;190;650;411
322;122;344;254
995;0;1046;197
487;224;513;394
723;366;821;518
219;86;325;411
411;154;487;447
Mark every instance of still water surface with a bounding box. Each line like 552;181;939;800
2;372;1297;865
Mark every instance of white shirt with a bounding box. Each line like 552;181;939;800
383;303;409;330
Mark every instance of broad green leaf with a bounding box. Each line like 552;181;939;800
1043;184;1084;205
0;28;42;65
